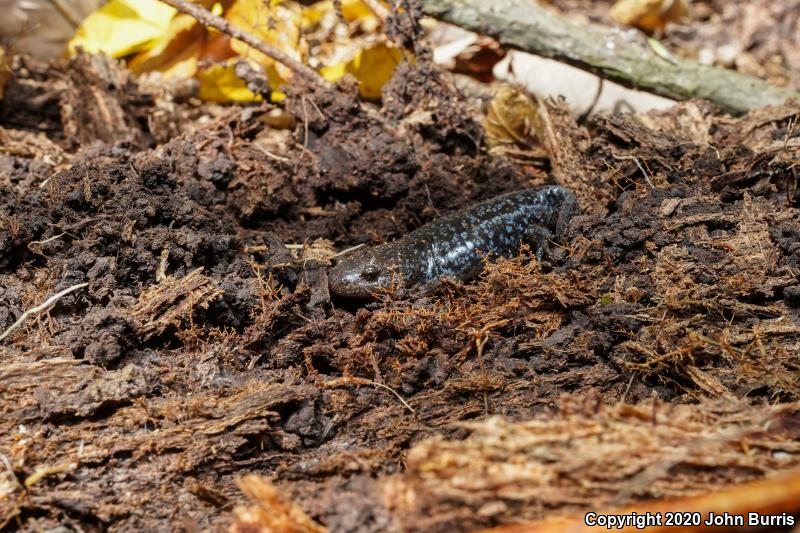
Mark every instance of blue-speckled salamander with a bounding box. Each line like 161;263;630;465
328;185;579;299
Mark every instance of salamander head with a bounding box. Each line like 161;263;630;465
329;250;395;299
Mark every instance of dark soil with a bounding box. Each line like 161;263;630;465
1;9;800;533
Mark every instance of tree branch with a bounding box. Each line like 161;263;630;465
420;0;800;115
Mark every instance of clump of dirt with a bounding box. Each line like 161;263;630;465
1;23;800;533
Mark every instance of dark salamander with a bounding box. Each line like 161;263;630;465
328;185;579;299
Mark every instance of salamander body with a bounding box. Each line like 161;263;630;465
328;185;578;299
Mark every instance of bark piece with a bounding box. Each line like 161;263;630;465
129;267;222;340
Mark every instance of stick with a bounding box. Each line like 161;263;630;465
157;0;328;88
419;0;800;115
323;376;416;413
329;243;366;259
0;282;88;343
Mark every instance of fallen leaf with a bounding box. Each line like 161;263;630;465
127;14;204;77
349;42;403;99
226;0;304;80
197;61;262;103
303;0;380;32
484;85;539;148
68;0;176;57
319;61;347;82
68;0;396;104
322;41;403;99
610;0;689;33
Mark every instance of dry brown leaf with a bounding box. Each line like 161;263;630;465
484;85;547;161
484;86;540;148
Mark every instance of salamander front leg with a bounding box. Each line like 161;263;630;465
523;224;556;262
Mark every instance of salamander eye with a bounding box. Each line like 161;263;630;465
361;265;382;280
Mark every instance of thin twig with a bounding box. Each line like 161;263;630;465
329;243;365;259
323;376;416;414
0;282;88;343
613;154;655;189
157;0;328;88
633;157;655;190
24;462;76;488
27;233;67;248
253;143;292;163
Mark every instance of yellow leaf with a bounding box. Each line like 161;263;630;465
318;42;403;99
264;65;288;102
128;14;204;77
609;0;689;33
341;0;378;24
68;0;176;58
196;62;262;103
301;2;327;27
302;0;380;31
226;0;305;80
347;43;403;99
148;42;202;80
320;62;347;82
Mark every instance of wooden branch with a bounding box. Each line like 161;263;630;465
420;0;800;115
158;0;329;88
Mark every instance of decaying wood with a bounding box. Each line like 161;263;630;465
476;470;800;533
129;267;222;340
419;0;800;114
384;397;800;531
230;475;328;533
0;372;316;527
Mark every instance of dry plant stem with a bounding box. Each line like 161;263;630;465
419;0;800;114
157;0;328;88
329;243;366;259
28;233;67;248
323;376;416;413
0;282;88;343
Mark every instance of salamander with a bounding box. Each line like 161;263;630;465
328;185;579;299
